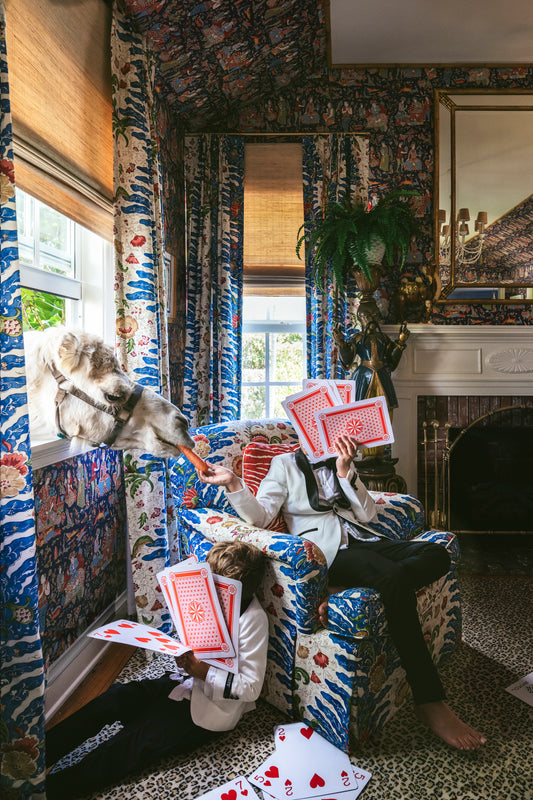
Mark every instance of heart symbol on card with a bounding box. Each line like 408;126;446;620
300;727;314;740
265;766;279;778
103;629;119;635
310;774;325;789
118;623;134;628
263;781;271;787
220;791;237;800
341;771;348;778
284;780;292;789
135;637;151;642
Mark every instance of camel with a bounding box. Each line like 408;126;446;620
23;327;194;458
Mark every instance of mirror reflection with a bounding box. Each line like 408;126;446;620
436;91;533;302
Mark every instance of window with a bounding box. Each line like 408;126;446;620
17;189;114;465
242;295;306;418
17;188;113;340
242;142;307;418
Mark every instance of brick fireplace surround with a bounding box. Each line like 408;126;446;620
383;324;533;531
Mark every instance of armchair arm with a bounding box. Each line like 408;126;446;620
327;588;388;640
368;491;425;540
326;528;460;639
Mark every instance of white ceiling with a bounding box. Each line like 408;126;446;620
328;0;533;65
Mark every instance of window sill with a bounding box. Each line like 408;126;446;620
31;437;96;470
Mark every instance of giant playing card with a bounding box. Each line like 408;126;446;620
158;563;235;660
249;721;357;799
88;619;191;657
282;384;340;462
315;396;393;454
303;378;355;405
204;573;242;673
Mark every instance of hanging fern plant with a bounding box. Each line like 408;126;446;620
296;189;420;288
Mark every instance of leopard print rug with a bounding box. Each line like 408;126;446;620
51;575;532;800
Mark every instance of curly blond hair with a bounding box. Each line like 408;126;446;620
206;540;266;600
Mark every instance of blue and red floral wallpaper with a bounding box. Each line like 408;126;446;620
124;0;533;328
34;449;127;668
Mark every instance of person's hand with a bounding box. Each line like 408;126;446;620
334;434;358;478
197;464;242;493
175;651;209;681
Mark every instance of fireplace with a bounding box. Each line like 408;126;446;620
417;398;533;533
379;324;533;533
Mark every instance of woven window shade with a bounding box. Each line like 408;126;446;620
244;143;305;295
5;0;113;240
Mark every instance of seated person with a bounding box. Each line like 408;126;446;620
46;541;269;799
199;434;486;751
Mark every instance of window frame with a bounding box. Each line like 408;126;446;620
17;189;115;468
241;299;307;419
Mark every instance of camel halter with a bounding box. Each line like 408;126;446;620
49;364;144;447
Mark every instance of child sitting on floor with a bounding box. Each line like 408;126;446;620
46;540;269;799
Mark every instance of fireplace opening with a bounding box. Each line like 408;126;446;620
448;425;533;531
418;397;533;535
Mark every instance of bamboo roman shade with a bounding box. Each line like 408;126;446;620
243;142;305;295
4;0;113;240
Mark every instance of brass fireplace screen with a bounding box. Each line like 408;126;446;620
419;403;533;533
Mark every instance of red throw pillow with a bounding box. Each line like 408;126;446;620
242;441;299;533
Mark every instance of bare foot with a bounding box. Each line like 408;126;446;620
415;701;487;750
318;586;345;627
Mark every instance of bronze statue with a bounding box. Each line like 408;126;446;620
334;311;409;412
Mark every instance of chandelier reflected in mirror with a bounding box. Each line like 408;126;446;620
439;207;488;266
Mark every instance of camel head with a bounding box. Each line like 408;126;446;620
24;327;194;458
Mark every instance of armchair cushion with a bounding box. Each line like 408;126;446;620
242;441;299;532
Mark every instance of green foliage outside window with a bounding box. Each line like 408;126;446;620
21;287;65;332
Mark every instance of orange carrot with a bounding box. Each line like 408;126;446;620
178;445;212;474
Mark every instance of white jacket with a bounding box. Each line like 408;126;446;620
226;451;378;567
189;596;269;731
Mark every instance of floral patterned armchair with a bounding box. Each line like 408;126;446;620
169;419;462;753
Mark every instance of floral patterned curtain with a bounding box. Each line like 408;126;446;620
302;134;369;378
182;135;244;428
112;4;179;632
0;2;46;795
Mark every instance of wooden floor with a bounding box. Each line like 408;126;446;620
46;644;136;731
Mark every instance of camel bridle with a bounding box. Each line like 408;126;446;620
49;364;144;447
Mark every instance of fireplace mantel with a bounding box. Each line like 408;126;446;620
381;324;533;493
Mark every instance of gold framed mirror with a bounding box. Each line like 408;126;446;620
435;89;533;303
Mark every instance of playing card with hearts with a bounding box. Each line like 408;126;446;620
257;722;371;800
88;619;191;657
282;384;341;462
315;395;394;454
260;759;371;800
194;775;260;800
158;562;235;660
249;727;356;799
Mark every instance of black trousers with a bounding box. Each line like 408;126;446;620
328;537;451;705
46;676;220;799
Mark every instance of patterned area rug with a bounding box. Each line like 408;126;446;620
52;575;532;800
